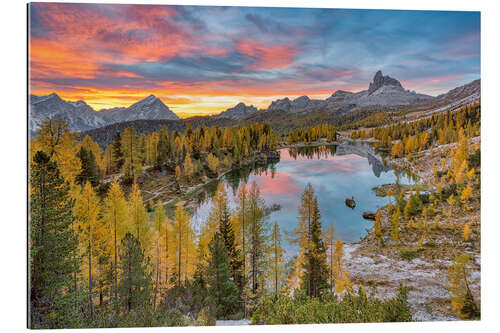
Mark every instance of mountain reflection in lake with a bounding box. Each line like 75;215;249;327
190;143;414;256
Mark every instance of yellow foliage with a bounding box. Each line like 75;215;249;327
335;272;353;296
199;182;228;261
454;160;468;185
433;216;440;230
447;194;456;206
80;135;104;173
463;224;470;242
32;119;82;184
333;239;344;280
128;182;151;250
461;184;473;204
207;153;219;174
466;168;475;181
175;165;182;179
73;181;101;284
101;181;129;298
171;203;196;283
391;208;400;240
437;177;445;195
374;210;382;237
446;253;478;319
183;154;194;179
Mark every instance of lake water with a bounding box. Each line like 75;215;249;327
190;142;414;255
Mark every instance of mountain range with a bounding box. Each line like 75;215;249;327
29;71;480;134
29;93;179;135
208;70;480;120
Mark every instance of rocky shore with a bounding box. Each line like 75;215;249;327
344;137;481;321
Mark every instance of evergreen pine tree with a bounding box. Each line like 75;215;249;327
111;132;124;173
300;195;329;297
205;232;239;319
29;151;80;328
157;125;170;169
76;146;101;187
118;232;152;313
219;198;244;294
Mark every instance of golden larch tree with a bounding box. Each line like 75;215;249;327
171;202;196;284
324;222;337;292
270;221;285;298
73;181;100;319
152;200;166;308
101;181;129;303
127;182;151;250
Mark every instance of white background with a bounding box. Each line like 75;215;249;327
0;0;498;332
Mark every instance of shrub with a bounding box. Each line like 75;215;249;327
468;149;480;169
164;309;187;327
252;285;412;324
196;307;216;326
400;249;418;260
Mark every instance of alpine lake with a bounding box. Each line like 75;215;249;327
186;142;416;256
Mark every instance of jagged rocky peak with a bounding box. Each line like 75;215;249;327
268;95;326;112
130;94;162;107
216;102;259;120
368;70;403;95
69;100;89;108
292;96;311;109
142;94;158;103
31;92;62;104
233;102;252;110
268;97;292;111
327;90;354;101
331;90;353;97
120;94;179;121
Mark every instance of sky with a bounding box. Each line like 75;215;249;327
29;3;480;117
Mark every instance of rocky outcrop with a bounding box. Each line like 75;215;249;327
345;197;356;209
368;70;404;95
326;90;354;103
216;102;259;120
362;211;376;220
432;79;480;106
268;96;326;112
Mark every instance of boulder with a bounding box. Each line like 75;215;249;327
345;197;356;209
362;211;376;220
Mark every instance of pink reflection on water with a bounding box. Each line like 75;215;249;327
251;171;302;197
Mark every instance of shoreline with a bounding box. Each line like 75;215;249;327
343;137;481;321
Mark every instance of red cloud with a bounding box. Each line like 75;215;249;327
31;3;201;70
236;40;300;70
